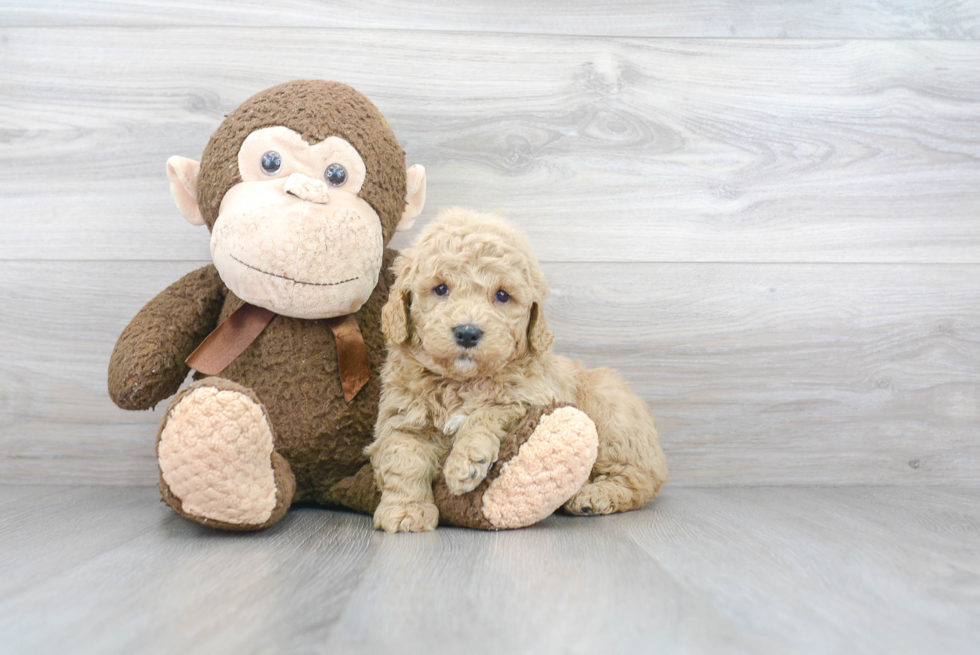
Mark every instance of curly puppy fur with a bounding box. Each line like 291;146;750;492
367;208;667;532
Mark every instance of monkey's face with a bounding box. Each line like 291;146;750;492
167;80;427;319
211;126;384;319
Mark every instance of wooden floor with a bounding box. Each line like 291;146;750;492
1;485;977;654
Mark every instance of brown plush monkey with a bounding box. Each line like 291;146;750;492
108;80;596;531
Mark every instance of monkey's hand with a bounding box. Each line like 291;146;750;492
108;265;227;410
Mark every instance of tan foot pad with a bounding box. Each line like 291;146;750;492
482;406;598;529
158;385;277;526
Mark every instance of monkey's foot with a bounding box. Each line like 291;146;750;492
435;404;598;530
156;377;295;531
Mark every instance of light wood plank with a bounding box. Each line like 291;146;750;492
326;487;980;654
1;486;977;654
621;487;980;654
0;486;163;600
1;1;978;39
2;29;979;263
0;486;379;654
2;260;977;487
324;502;772;654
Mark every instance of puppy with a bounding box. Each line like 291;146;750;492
368;208;667;532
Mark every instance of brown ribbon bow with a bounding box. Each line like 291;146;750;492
185;303;370;402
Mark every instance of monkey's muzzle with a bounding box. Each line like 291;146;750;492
284;173;330;204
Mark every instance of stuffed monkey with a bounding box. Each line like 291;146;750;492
108;80;597;531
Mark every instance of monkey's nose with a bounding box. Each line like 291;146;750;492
453;324;483;349
284;173;330;204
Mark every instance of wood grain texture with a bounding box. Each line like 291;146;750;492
1;1;979;39
2;6;978;491
2;29;980;263
1;485;978;654
2;260;977;487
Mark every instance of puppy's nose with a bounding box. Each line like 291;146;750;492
453;324;483;349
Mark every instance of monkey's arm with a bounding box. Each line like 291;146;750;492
108;265;227;410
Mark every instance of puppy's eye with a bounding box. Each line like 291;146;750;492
495;289;511;303
260;151;282;175
324;163;347;187
433;284;450;297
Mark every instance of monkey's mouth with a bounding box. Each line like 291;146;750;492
230;254;358;287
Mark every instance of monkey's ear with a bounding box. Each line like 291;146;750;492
396;164;426;233
527;302;554;353
166;156;205;226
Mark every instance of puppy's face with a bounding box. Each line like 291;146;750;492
411;256;533;379
383;210;553;381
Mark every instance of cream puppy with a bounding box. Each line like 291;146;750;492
368;208;668;532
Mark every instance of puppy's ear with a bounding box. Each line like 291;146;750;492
527;302;554;353
382;289;411;345
382;256;413;345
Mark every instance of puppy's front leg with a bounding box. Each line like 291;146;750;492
368;422;443;533
444;406;525;495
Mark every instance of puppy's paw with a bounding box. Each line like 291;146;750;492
563;481;616;516
444;443;495;495
374;498;439;533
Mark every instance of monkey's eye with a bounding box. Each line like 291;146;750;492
433;284;450;297
260;151;282;175
495;289;511;303
324;163;348;187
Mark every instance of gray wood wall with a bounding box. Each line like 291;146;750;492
1;2;978;487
